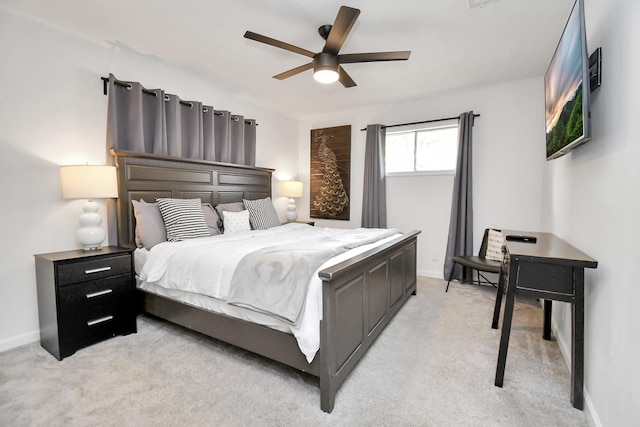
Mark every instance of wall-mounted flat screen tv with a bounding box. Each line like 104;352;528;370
544;0;591;160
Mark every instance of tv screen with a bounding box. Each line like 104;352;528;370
544;0;591;160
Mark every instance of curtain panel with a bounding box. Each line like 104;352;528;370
443;111;475;282
105;74;256;166
361;124;387;228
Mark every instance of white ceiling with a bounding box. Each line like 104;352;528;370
2;0;575;120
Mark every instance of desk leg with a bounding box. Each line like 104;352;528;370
491;263;506;329
543;300;552;340
495;261;518;387
572;268;585;410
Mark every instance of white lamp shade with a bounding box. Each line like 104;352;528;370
280;180;303;198
60;165;118;200
60;165;117;250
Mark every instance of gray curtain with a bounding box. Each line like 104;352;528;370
361;124;387;228
105;78;166;155
443;111;475;282
214;110;231;162
105;74;256;166
165;94;203;159
202;106;216;161
230;115;245;165
244;119;257;166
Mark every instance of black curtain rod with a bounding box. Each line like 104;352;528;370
359;114;480;131
100;76;257;125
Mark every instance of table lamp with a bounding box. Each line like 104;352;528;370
280;180;303;222
60;165;118;250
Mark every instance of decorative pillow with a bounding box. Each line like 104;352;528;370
214;201;245;231
156;198;210;242
201;203;222;236
223;210;251;234
131;200;167;249
243;197;281;230
485;229;504;261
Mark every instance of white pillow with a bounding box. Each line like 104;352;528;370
243;197;281;230
223;210;251;234
156;198;210;242
485;229;504;261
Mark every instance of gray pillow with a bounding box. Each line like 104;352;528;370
132;200;167;250
202;203;222;236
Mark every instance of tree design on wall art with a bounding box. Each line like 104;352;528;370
310;125;350;220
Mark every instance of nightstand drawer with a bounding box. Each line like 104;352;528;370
58;275;132;314
59;308;133;346
57;254;131;286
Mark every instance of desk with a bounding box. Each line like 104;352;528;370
492;231;597;410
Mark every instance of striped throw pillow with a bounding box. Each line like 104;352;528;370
243;197;281;230
156;198;210;242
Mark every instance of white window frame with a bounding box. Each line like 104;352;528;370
385;119;459;177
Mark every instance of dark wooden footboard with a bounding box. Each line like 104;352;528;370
318;230;420;412
140;229;419;413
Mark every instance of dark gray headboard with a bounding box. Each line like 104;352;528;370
110;150;274;248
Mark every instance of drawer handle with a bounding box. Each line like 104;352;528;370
87;315;114;326
85;266;112;274
86;289;113;299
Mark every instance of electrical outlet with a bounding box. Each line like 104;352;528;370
431;251;438;261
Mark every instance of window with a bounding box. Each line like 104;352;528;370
385;123;459;175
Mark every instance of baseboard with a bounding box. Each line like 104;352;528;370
551;318;601;427
417;269;443;279
0;330;40;354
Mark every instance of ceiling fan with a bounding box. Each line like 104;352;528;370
244;5;411;88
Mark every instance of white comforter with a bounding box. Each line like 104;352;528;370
138;223;400;362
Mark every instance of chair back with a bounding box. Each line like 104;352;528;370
480;228;504;261
478;228;492;257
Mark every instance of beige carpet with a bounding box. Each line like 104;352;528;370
0;277;588;426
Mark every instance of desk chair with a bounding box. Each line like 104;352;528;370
446;228;503;292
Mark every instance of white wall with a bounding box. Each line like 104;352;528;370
0;7;299;351
2;1;637;424
298;77;545;277
543;1;639;425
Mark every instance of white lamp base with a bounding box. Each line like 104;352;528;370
77;200;106;250
286;197;298;222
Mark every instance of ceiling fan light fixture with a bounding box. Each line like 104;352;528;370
313;53;339;84
314;69;339;84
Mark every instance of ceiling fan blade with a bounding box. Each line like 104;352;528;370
273;62;314;80
338;51;412;64
323;6;360;55
338;67;357;88
244;31;316;59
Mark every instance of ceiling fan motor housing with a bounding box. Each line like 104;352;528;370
315;52;339;72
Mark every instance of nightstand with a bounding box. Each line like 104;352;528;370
34;246;137;360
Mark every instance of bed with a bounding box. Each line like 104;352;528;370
110;149;420;412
